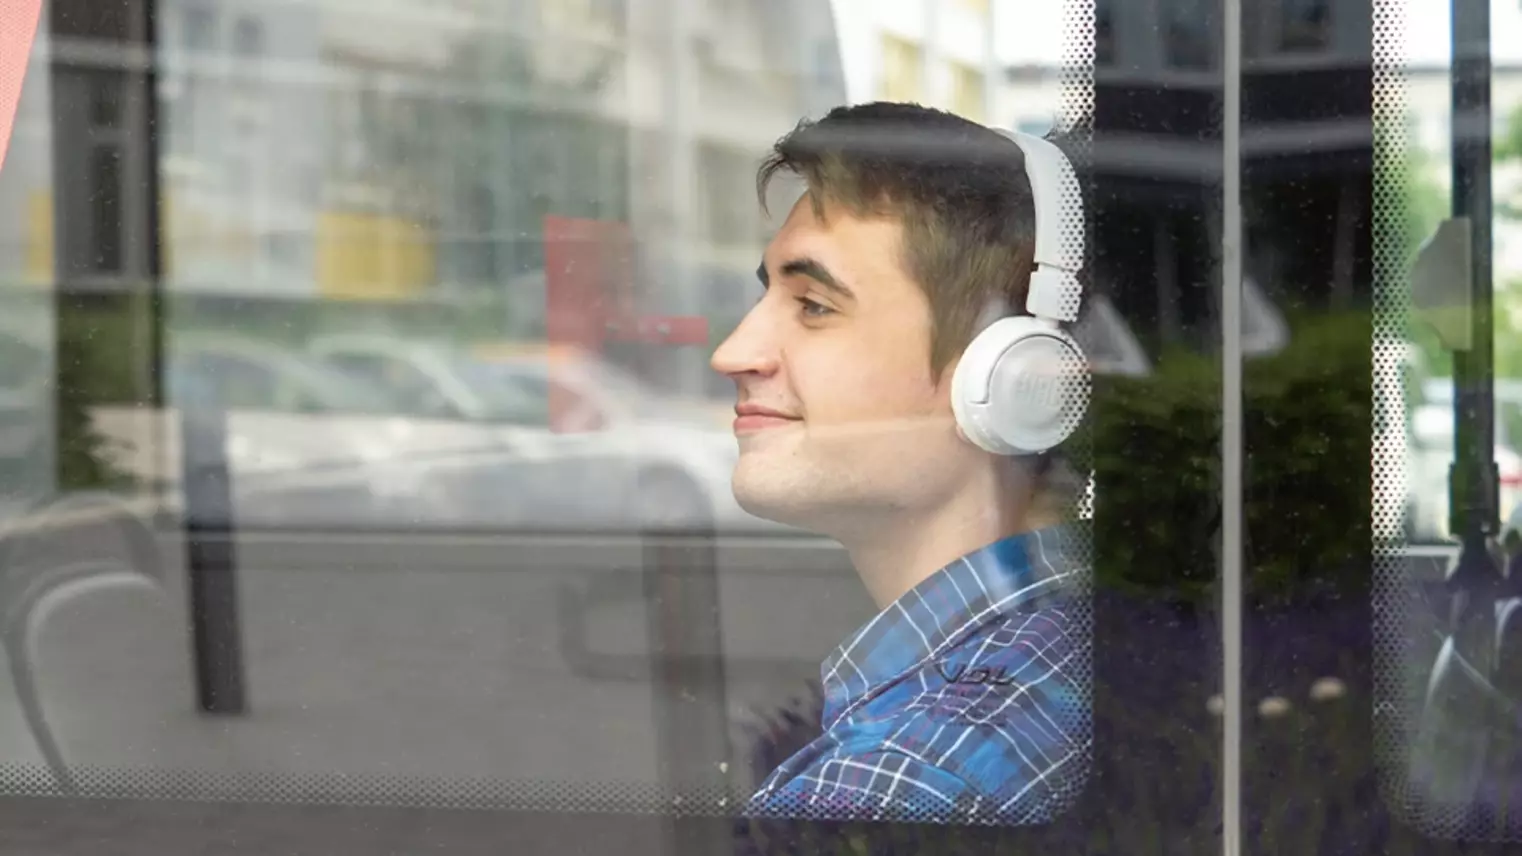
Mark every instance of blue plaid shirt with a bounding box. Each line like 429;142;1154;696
745;523;1091;825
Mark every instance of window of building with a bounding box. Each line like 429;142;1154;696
1279;0;1331;52
1165;0;1214;69
231;16;263;58
540;0;623;38
181;6;216;51
879;33;923;102
1095;0;1115;66
699;144;757;245
949;62;985;123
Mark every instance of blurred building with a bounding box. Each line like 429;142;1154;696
11;1;845;337
991;0;1522;362
994;0;1377;359
827;0;1000;123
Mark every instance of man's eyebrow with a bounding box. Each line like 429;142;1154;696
765;257;855;302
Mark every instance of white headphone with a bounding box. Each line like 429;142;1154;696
950;129;1091;457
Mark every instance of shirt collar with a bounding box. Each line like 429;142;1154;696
819;521;1086;727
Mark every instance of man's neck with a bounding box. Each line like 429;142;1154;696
840;488;1054;611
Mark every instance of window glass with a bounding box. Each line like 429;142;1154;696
950;61;987;123
1362;0;1522;849
879;33;924;102
1279;0;1331;53
453;359;555;425
176;352;279;410
1094;0;1115;67
1166;0;1215;69
334;353;450;418
26;0;1518;850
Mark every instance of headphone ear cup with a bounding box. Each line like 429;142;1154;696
952;317;1090;456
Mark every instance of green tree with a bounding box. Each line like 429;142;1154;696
1398;140;1455;378
1486;106;1522;387
1401;104;1522;387
1495;104;1522;220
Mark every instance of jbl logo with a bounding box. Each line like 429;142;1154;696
1010;371;1065;412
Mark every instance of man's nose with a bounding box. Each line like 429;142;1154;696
710;308;779;379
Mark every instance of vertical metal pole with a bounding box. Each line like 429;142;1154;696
1449;0;1496;542
143;0;247;716
182;405;248;715
142;0;165;422
1220;0;1244;851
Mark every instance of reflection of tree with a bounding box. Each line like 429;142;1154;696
1404;106;1522;385
1496;106;1522;223
1400;140;1457;378
1491;107;1522;385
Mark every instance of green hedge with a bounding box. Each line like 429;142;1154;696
1088;309;1374;607
54;293;147;490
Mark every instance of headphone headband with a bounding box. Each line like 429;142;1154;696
950;126;1092;457
994;128;1085;324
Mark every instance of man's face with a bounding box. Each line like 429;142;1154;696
710;194;983;535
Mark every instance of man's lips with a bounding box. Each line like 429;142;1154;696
733;404;801;434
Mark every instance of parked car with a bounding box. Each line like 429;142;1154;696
304;335;775;532
149;334;455;529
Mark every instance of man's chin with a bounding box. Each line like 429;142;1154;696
730;474;821;531
734;496;821;533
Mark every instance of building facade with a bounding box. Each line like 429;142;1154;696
1;0;844;326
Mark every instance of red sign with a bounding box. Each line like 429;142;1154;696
0;0;42;174
542;216;708;431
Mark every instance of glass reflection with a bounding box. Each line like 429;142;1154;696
1372;0;1522;846
0;0;1245;851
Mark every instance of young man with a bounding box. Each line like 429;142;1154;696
711;102;1091;825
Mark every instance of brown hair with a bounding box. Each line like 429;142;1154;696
756;101;1047;378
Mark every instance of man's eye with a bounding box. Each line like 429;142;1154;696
797;297;833;317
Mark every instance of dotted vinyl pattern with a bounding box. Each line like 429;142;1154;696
1057;0;1097;533
0;763;750;817
1366;0;1503;841
1368;0;1422;830
1058;0;1096;536
0;2;1098;829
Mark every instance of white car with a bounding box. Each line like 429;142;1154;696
146;334;466;529
303;335;773;532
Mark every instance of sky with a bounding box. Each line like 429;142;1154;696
1402;0;1522;66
